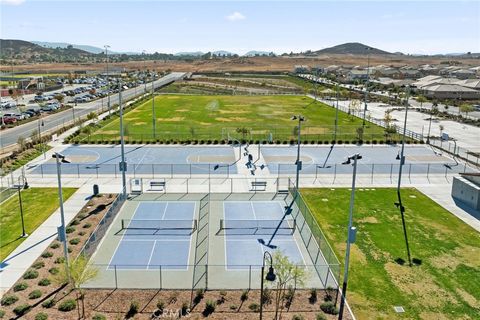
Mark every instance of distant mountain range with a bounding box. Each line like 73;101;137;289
1;39;478;63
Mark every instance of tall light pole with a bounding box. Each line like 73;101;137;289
259;251;276;320
334;84;340;143
291;115;305;193
12;176;29;238
395;85;413;267
118;79;127;198
52;152;71;280
104;45;111;115
338;153;361;320
362;47;372;129
143;50;147;93
151;80;156;139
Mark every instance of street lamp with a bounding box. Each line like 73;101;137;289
38;119;45;159
362;47;372;129
334;84;340;143
260;251;276;320
151;79;156;139
118;79;127;198
338;153;361;320
12;175;29;238
291;115;305;193
395;85;413;267
52;152;71;279
104;45;111;115
143;50;147;93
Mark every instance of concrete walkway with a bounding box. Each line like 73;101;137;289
0;186;91;296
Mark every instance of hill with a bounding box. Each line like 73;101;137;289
314;42;392;55
0;39;93;62
32;41;106;54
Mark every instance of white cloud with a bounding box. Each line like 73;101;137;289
226;12;246;22
0;0;25;5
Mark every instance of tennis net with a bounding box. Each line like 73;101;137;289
219;219;296;235
121;219;198;232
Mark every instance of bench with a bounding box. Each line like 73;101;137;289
251;181;267;191
149;180;166;192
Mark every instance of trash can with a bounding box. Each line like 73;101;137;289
93;184;99;196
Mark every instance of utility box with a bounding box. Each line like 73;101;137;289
93;184;99;196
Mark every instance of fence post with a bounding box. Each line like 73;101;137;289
390;164;393;180
427;163;430;179
333;164;337;183
170;164;173;179
152;164;155;179
133;165;136;178
371;164;374;183
248;265;252;290
159;265;162;289
114;164;117;178
114;265;118;288
464;163;467;173
445;165;448;178
40;164;44;178
77;164;80;178
315;166;318;180
409;164;412;180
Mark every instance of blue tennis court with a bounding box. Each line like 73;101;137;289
222;201;305;269
109;201;196;270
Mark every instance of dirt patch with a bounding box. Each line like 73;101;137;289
419;311;451;320
337;243;367;265
456;288;480;309
384;262;457;308
430;245;480;271
218;109;249;114
305;127;329;134
132;121;147;125
357;216;378;224
158;117;185;122
215;117;248;122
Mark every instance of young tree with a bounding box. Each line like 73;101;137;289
416;95;427;110
235;127;250;140
52;256;99;318
86;111;98;122
54;94;64;103
459;103;474;117
270;251;308;320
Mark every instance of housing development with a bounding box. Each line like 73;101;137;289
0;1;479;320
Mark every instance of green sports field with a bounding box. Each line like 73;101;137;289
0;187;77;261
301;188;480;320
81;94;394;142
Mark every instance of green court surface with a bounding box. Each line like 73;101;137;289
84;95;390;142
301;188;480;320
0;187;77;261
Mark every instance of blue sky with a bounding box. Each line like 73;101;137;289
1;1;479;55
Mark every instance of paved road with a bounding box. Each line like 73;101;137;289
0;72;185;150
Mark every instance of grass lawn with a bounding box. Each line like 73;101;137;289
0;187;77;261
85;94;390;142
301;188;480;320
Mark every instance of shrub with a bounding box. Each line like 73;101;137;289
193;289;204;304
181;302;189;316
23;269;39;279
65;226;75;234
292;315;304;320
229;304;237;310
49;267;59;274
0;310;4;318
78;231;86;236
1;294;18;306
203;300;216;316
309;289;317;303
156;300;165;311
261;288;272;305
70;219;80;226
240;290;248;302
54;257;65;264
83;223;92;229
35;312;48;320
32;261;45;269
248;303;260;312
41;299;56;308
29;290;42;299
58;299;76;312
38;278;51;286
125;301;139;318
41;251;53;258
69;238;80;245
14;282;28;292
284;286;295;307
316;313;327;320
320;302;338;315
13;304;31;316
92;313;106;320
68;247;73;253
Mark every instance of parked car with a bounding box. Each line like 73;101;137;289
21;112;31;119
2;116;17;124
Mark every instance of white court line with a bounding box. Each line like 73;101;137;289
133;147;151;172
146;240;157;266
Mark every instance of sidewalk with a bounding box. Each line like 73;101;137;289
0;186;91;296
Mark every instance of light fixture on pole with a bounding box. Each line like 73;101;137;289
152;80;156;139
291;115;305;194
334;84;339;144
362;47;372;129
52;152;71;280
11;175;29;238
104;45;111;115
395;85;413;267
260;251;276;320
118;79;127;198
143;50;147;93
338;153;361;320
